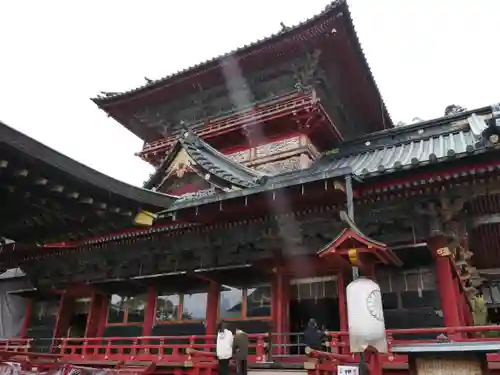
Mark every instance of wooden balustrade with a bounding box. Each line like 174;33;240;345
2;325;500;367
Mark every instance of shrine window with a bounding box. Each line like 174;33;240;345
155;291;207;323
107;294;147;325
290;276;338;300
30;299;60;326
182;292;208;320
219;284;271;320
219;287;243;319
377;267;436;293
246;285;272;318
482;283;500;306
156;294;181;322
376;267;439;310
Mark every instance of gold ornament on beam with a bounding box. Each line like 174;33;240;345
436;247;452;257
348;248;358;265
333;181;345;192
134;210;157;226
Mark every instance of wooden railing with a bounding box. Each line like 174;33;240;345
139;90;317;158
2;325;500;366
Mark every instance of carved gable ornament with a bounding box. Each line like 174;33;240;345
165;148;195;180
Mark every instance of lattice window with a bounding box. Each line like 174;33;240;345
291;276;338;300
482;283;500;305
377;267;436;293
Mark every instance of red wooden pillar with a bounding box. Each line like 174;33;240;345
272;266;289;355
282;273;291;339
453;279;465;325
429;236;461;329
142;286;157;337
337;272;348;332
85;292;103;338
53;293;75;338
337;269;351;354
96;296;109;337
19;299;33;338
206;281;220;337
272;266;283;332
463;294;473;326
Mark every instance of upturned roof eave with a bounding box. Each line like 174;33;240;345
144;130;269;192
91;1;348;106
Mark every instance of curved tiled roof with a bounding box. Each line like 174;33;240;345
92;1;349;104
318;108;498;177
157;103;500;214
92;0;390;129
0;121;177;208
144;130;268;191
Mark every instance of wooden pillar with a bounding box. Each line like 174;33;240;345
463;295;473;326
337;268;352;354
271;266;290;354
429;236;461;329
206;281;220;336
142;286;157;337
453;279;465;326
19;299;32;338
53;294;75;338
282;274;291;339
85;292;103;338
337;271;348;333
96;296;109;337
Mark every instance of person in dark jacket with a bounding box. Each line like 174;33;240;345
303;318;323;351
233;328;249;375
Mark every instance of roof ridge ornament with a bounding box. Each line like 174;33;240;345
473;106;500;149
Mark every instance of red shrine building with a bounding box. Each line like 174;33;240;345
1;1;500;374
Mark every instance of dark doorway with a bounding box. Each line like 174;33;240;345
67;313;87;338
289;298;339;354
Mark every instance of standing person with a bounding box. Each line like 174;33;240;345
216;321;233;375
233;328;249;375
303;318;323;351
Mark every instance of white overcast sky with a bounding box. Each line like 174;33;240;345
0;0;498;187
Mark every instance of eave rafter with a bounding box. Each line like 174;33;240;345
0;168;135;233
0;121;176;244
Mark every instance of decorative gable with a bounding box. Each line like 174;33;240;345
144;130;269;196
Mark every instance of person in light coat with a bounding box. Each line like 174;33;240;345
216;321;234;375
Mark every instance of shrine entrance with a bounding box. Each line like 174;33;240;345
289;276;339;354
66;297;91;338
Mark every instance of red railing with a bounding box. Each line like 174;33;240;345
53;334;266;363
0;338;31;354
139;90;318;158
2;325;500;367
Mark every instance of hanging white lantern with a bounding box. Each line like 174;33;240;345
346;277;387;353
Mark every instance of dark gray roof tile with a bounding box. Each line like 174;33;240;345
93;1;350;104
144;130;268;191
324;130;479;176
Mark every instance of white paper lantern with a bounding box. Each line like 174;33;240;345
346;277;387;353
